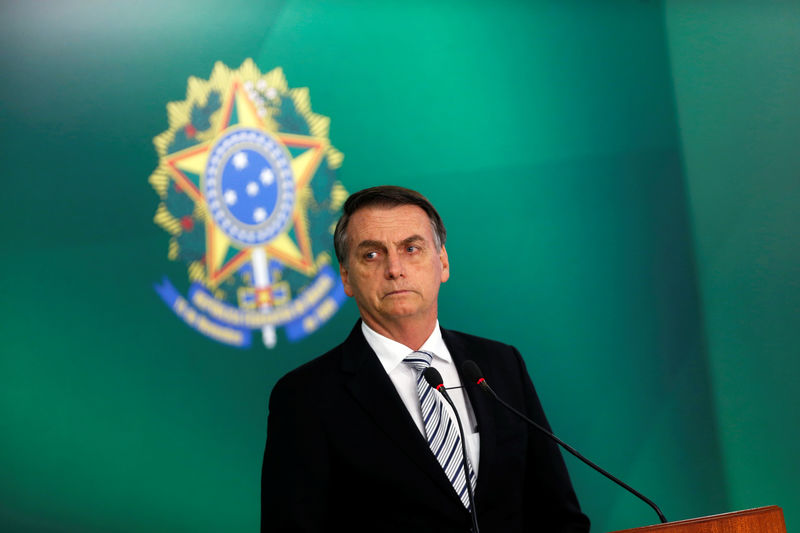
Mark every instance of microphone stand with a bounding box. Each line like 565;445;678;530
476;378;667;524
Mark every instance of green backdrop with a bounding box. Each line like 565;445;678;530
1;1;796;531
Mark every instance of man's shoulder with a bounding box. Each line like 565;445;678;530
272;321;366;388
439;327;527;380
267;338;351;413
275;338;347;385
440;326;518;354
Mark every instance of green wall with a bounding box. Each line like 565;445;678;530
666;1;800;528
0;1;794;531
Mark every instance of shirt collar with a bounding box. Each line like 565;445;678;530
361;320;452;375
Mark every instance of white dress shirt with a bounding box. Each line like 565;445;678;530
361;320;480;477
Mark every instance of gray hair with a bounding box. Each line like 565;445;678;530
333;185;446;265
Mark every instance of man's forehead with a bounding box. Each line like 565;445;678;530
349;205;435;240
351;204;428;226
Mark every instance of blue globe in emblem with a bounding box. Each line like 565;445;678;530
220;149;279;225
204;128;295;246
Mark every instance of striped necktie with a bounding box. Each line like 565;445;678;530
403;350;476;508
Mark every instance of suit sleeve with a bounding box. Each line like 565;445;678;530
261;374;331;532
512;346;591;533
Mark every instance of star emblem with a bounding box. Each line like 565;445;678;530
150;60;347;349
162;79;328;288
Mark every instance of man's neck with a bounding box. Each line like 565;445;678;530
360;316;437;351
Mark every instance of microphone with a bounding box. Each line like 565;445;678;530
423;367;480;533
461;360;668;524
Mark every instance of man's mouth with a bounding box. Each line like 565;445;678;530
384;289;412;297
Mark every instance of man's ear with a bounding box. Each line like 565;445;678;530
340;262;355;297
439;245;450;283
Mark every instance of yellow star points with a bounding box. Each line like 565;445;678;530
162;75;330;288
149;59;348;349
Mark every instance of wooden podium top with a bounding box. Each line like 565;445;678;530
608;505;786;533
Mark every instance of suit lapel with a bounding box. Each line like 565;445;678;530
441;328;498;508
340;322;465;506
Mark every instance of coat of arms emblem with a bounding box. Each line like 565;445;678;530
149;60;347;348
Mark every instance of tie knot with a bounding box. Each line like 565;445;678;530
403;350;434;372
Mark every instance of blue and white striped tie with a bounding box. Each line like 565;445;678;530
404;350;476;508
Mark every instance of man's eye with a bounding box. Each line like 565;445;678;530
406;246;419;253
364;251;378;260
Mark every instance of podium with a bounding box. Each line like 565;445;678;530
609;506;786;533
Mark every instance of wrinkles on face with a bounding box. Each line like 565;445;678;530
339;205;449;339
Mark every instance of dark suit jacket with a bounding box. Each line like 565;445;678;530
261;322;590;532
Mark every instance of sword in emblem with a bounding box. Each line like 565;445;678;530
250;246;277;348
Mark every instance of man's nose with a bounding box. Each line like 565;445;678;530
385;250;404;279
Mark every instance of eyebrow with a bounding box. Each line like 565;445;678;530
355;234;426;251
399;234;425;246
355;239;387;252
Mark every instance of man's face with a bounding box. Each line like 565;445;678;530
339;204;449;335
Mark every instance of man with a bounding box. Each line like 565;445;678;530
262;186;589;532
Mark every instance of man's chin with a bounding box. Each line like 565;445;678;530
380;302;435;323
382;307;417;318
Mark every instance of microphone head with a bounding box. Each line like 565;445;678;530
462;360;484;385
422;366;445;390
462;360;490;392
